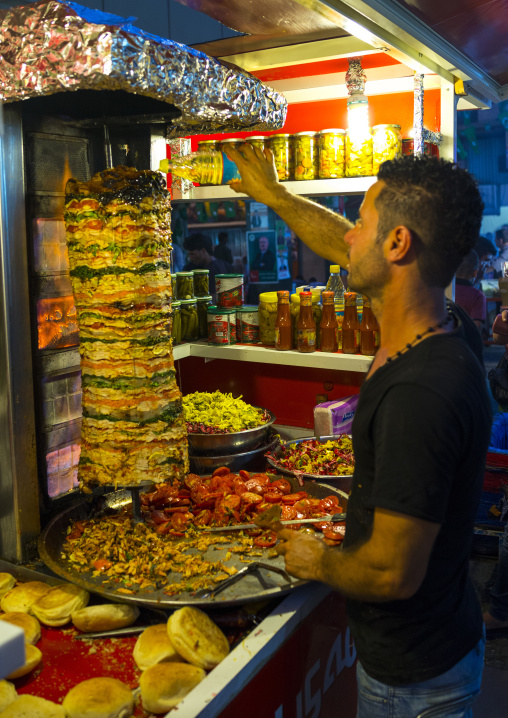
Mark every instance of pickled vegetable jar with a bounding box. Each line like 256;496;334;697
193;269;210;297
293;131;318;181
175;271;194;300
196;295;212;339
318;129;346;179
197;139;221;153
268;134;292;181
180;298;199;341
171;300;181;345
258;291;278;345
373;124;401;174
346;130;373;177
247;136;267;151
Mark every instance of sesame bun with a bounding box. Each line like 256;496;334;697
31;583;89;627
6;644;42;679
0;582;51;615
0;613;41;645
139;662;205;713
0;681;17;712
71;603;139;633
167;606;229;670
0;575;16;599
62;677;134;718
0;695;65;717
133;624;180;671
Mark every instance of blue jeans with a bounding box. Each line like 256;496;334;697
356;631;485;718
490;519;508;621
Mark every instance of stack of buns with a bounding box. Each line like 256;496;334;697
31;584;89;627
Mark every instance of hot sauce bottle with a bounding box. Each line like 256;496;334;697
275;290;293;350
319;290;338;352
342;291;360;354
297;291;316;353
360;295;380;356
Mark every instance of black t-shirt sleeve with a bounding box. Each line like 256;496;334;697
370;383;463;523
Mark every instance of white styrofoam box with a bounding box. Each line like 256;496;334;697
0;621;25;680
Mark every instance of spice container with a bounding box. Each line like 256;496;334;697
258;291;278;345
175;271;194;300
207;306;236;345
318;129;346;179
236;305;259;344
275;291;293;350
246;136;267;151
297;291;316;352
180;298;199;342
373;124;401;174
171;300;181;345
293;131;319;181
268;134;292;181
193;268;209;297
216;273;244;308
196;295;212;339
346;129;373;177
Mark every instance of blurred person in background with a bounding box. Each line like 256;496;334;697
183;232;232;298
455;250;487;336
492;227;508;277
474;236;497;288
214;231;233;265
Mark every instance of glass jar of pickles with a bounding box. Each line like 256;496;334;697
221;138;244;153
196;295;212;339
171;300;181;345
197;139;221;153
372;124;401;174
346;129;373;177
268;134;292;181
293;131;319;181
175;271;194;300
318;129;346;178
180;298;199;341
193;269;209;297
246;136;267;151
258;291;278;345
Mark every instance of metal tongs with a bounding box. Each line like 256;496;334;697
194;562;293;600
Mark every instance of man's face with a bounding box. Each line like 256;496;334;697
186;247;207;266
344;181;390;296
259;236;269;252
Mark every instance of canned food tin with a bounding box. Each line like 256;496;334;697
207;306;236;345
236;305;259;344
268;134;292;181
372;124;401;174
293;131;319;181
402;139;439;157
318;129;346;179
216;273;244;308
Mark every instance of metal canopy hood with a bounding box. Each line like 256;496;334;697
0;0;287;136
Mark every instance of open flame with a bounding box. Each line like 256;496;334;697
37;296;78;350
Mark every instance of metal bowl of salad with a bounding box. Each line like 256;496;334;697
265;435;354;488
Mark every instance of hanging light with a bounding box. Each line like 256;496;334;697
345;57;373;177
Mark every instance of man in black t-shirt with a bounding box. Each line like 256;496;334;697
226;146;491;717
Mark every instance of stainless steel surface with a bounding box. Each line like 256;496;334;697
0;105;40;561
189;435;279;476
74;626;148;640
37;476;347;608
194;562;292;600
187;408;276;456
204;512;347;532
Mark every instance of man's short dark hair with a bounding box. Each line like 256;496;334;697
456;249;479;279
218;231;229;244
376;155;484;287
183;232;213;254
475;236;496;259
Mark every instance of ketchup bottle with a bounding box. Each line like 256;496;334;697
297;291;316;353
320;290;338;352
342;291;360;354
275;290;293;350
360;295;380;356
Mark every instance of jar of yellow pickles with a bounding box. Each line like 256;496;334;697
197;139;221;153
247;136;267;151
268;134;292;181
293;131;319;181
318;129;346;179
373;124;401;174
258;291;278;345
346;129;373;177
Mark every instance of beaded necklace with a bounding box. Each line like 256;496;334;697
385;308;455;364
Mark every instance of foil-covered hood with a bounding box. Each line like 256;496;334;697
0;0;287;136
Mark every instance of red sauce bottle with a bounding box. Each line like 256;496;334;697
275;290;293;350
297;291;316;352
320;290;338;352
342;291;360;354
360;295;380;356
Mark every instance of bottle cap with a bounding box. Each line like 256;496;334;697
329;265;341;272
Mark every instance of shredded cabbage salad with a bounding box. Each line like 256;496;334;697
183;391;267;434
268;436;354;476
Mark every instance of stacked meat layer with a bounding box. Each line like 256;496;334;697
65;167;188;490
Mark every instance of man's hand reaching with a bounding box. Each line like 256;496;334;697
224;143;285;205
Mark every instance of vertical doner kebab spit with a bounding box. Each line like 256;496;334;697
65;166;189;491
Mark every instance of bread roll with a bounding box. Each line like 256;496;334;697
71;603;139;633
0;613;41;645
140;662;205;713
167;606;230;670
0;695;65;717
6;644;42;679
32;583;89;627
0;575;16;599
0;681;17;712
62;677;133;718
0;582;51;614
133;624;180;671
